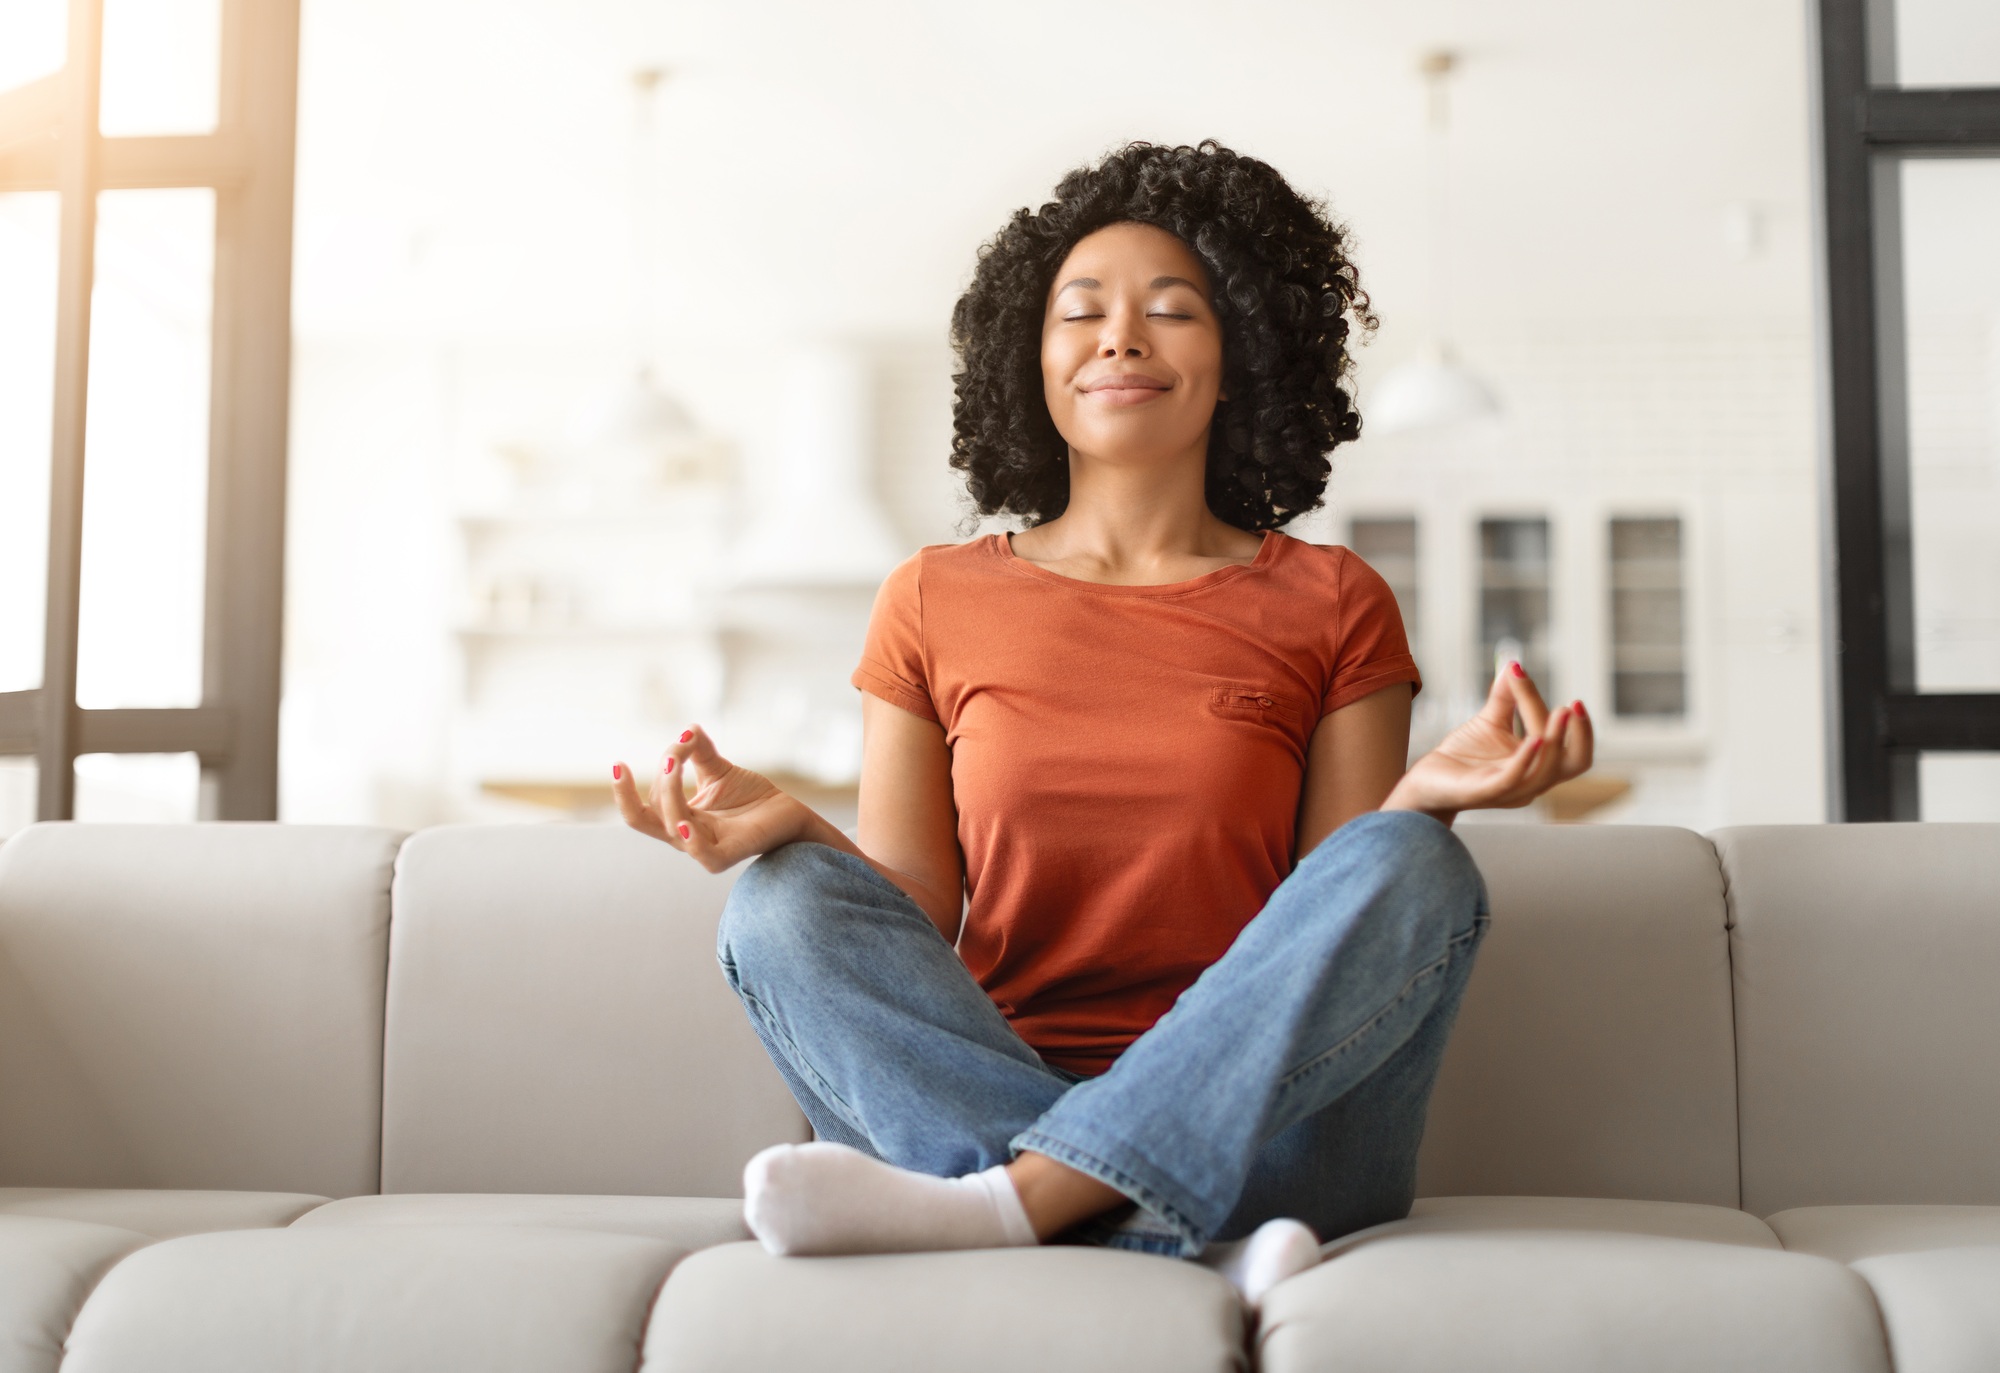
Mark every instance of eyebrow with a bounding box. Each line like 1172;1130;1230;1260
1053;275;1206;296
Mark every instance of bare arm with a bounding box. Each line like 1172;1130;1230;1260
611;697;963;938
854;694;964;940
1294;662;1597;864
1294;684;1413;861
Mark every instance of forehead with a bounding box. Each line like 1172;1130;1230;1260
1052;222;1209;291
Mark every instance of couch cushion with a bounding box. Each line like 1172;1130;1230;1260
1715;824;2000;1215
1769;1205;2000;1373
61;1225;687;1373
0;823;405;1197
0;1217;147;1373
1327;1196;1782;1254
643;1242;1245;1373
380;824;806;1197
294;1193;748;1247
1260;1201;1890;1373
0;1189;327;1238
1850;1248;2000;1373
1768;1205;2000;1262
1417;827;1740;1206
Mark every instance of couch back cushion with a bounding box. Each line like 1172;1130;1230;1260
1718;823;2000;1216
0;823;403;1197
1416;825;1741;1207
380;824;807;1197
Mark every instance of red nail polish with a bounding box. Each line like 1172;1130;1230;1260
676;823;690;840
1511;661;1526;678
612;765;621;780
1575;700;1588;717
1528;736;1544;750
664;757;675;773
680;730;694;743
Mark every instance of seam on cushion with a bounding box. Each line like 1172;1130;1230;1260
375;830;420;1196
1712;831;1748;1214
630;1262;674;1373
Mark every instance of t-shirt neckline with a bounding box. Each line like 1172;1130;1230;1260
996;529;1283;597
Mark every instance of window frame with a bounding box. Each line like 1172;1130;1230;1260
0;0;299;819
1815;0;2000;819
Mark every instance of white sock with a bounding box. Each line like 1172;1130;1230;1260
743;1142;1040;1256
1198;1218;1323;1308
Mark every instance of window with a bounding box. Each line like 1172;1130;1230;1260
1815;0;2000;819
1478;518;1552;690
1349;516;1419;648
0;0;300;820
1608;517;1686;718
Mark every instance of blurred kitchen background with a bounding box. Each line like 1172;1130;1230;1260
1;0;1995;833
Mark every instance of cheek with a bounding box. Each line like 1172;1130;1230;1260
1040;333;1080;418
1181;330;1226;395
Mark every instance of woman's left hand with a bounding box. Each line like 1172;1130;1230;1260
1383;661;1594;825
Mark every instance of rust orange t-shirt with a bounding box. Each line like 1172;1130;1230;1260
850;530;1420;1075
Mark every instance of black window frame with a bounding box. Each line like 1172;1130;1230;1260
1814;0;2000;820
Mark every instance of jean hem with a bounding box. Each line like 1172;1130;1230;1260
1010;1129;1205;1258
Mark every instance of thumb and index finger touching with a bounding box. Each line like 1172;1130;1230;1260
614;725;730;848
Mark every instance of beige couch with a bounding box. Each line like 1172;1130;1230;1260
1;819;1995;1373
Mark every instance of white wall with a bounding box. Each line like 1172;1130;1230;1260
283;0;1832;828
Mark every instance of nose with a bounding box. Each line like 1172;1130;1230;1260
1098;305;1149;360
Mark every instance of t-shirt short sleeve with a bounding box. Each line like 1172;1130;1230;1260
851;553;939;722
1323;550;1423;716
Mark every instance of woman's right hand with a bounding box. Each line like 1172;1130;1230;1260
612;725;812;873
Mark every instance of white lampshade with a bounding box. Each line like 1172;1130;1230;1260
1367;349;1500;435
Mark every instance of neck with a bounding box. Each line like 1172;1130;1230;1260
1018;436;1263;579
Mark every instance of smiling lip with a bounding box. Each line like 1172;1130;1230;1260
1082;374;1172;398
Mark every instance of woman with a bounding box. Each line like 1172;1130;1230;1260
613;141;1591;1302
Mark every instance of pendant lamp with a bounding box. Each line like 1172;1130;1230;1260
1370;50;1501;436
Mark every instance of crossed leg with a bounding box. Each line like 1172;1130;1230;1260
716;809;1487;1264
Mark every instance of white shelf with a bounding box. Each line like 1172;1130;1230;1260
454;621;715;640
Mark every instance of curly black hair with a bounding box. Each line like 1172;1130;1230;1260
949;140;1375;532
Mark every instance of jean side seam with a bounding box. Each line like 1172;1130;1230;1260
732;982;867;1131
1273;921;1483;1098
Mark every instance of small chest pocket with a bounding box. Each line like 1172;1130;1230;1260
1207;687;1301;731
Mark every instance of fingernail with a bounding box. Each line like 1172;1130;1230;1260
1511;661;1526;678
676;823;690;839
680;730;694;743
612;764;621;780
1575;700;1588;717
1528;736;1544;750
664;757;675;773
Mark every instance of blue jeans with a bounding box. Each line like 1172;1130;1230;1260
715;809;1487;1258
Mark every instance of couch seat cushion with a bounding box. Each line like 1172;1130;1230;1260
643;1241;1245;1373
0;1216;148;1373
62;1225;688;1373
293;1192;748;1247
1767;1204;2000;1262
1343;1195;1782;1250
1260;1196;1889;1373
0;1188;327;1238
1769;1207;2000;1373
1849;1248;2000;1373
